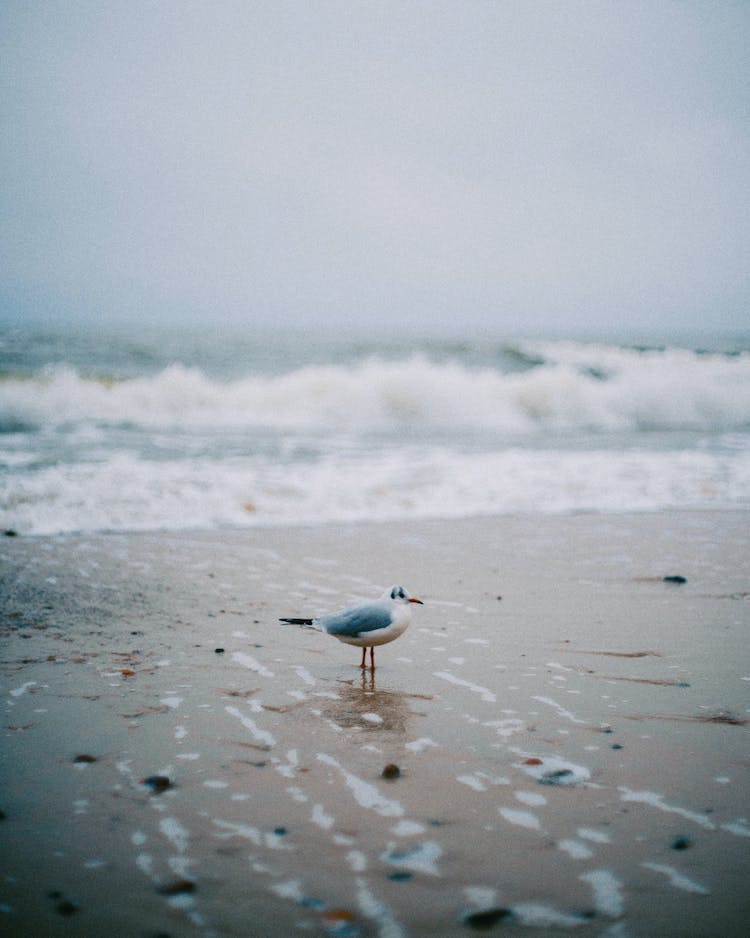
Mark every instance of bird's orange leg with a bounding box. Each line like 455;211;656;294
369;647;375;670
359;647;367;669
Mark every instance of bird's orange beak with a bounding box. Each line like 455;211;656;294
409;597;424;604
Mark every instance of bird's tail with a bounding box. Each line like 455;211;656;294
279;617;314;626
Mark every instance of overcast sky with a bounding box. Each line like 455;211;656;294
1;1;748;337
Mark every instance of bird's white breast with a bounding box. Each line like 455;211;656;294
334;603;412;648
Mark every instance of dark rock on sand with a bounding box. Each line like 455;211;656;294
540;768;574;785
157;880;196;895
672;835;692;850
463;907;513;929
142;775;173;793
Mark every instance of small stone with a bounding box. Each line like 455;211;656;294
463;907;513;929
322;909;356;930
387;871;412;881
382;763;400;780
273;826;287;836
214;647;225;654
611;743;623;750
540;768;574;785
4;529;18;537
56;900;79;916
73;754;97;764
672;835;692;851
300;896;325;910
142;775;173;793
157;880;196;896
663;575;687;584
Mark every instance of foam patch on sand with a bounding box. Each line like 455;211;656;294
579;869;624;918
641;862;710;895
433;670;496;702
516;754;591;786
225;705;276;748
618;787;716;830
317;753;404;817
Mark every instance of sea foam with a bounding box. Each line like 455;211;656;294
2;341;749;534
2;345;750;433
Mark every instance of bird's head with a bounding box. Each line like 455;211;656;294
388;585;423;605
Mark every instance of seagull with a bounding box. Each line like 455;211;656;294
279;586;423;670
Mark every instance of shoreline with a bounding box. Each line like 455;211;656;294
6;501;750;539
2;510;749;936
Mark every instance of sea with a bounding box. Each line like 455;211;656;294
1;324;749;536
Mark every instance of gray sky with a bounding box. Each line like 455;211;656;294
1;1;748;336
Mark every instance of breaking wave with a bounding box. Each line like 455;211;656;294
3;338;749;533
2;343;749;435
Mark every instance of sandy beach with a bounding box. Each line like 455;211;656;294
1;511;749;937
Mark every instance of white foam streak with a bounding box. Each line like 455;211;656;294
531;695;587;724
225;705;276;748
499;807;541;830
558;840;594;860
433;671;496;703
356;877;407;938
232;652;274;678
317;754;404;817
618;787;716;830
212;819;262;846
641;862;709;894
159;817;189;854
579;869;624;918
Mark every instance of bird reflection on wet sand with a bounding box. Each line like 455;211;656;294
320;673;430;736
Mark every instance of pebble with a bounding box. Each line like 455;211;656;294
48;891;78;916
463;907;513;929
157;880;196;895
142;775;173;793
540;768;574;785
672;835;692;850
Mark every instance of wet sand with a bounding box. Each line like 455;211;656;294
1;511;749;937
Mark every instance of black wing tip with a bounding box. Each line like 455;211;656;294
279;617;314;625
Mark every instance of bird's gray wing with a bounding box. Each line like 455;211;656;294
321;603;392;637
